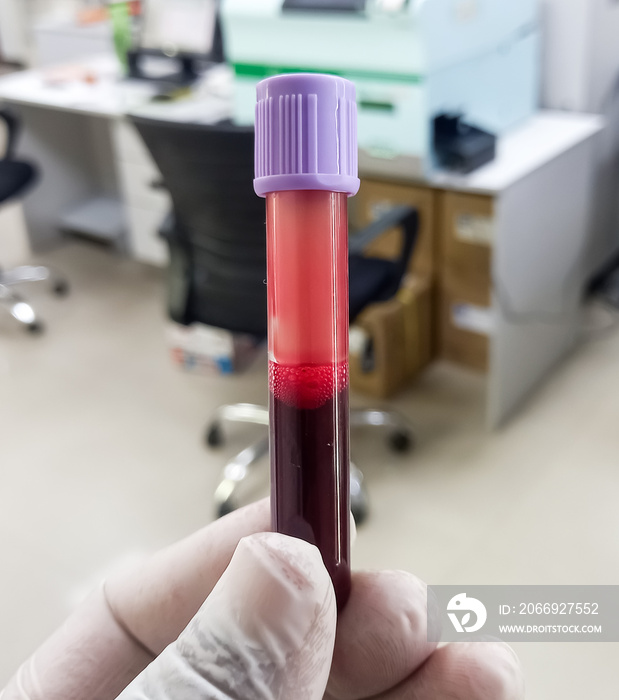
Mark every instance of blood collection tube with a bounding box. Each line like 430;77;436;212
254;73;359;608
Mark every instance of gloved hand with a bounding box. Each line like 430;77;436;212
1;499;524;700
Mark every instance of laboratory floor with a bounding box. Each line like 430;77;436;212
1;241;618;697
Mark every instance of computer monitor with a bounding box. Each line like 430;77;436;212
140;0;218;57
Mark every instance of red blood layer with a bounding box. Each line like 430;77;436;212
269;361;349;410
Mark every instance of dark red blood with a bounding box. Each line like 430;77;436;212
270;383;351;609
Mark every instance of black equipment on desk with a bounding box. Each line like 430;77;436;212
283;0;367;12
127;49;212;87
433;113;497;174
129;0;224;85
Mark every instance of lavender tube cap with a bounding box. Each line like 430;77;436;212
254;73;360;198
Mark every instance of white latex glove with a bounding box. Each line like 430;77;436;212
2;499;524;700
115;532;336;700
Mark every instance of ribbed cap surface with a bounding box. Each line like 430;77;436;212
254;73;359;197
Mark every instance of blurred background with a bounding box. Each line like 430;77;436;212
1;0;619;696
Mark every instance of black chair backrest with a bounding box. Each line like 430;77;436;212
130;117;268;337
0;109;20;161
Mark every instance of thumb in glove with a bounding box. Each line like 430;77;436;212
116;532;337;700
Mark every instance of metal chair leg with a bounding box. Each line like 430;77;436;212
206;403;269;446
350;461;369;525
0;264;69;294
0;265;51;285
350;407;415;452
214;436;269;517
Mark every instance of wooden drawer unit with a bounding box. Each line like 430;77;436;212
436;191;495;372
438;279;491;373
439;190;493;298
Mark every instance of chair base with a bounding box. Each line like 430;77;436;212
207;403;414;525
0;265;69;332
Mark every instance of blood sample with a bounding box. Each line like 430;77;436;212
254;73;359;607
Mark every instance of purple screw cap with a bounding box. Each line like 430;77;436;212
254;73;360;198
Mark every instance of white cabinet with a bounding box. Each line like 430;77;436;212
125;205;170;267
113;119;170;267
117;159;171;213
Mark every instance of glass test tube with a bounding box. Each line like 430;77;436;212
254;73;359;608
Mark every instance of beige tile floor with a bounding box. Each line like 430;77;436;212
1;241;619;697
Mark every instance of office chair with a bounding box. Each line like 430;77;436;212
130;116;416;522
0;109;69;333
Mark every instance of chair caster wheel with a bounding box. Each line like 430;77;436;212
53;280;70;297
388;430;414;453
351;492;370;526
350;471;370;526
27;321;44;334
206;423;223;447
216;500;236;519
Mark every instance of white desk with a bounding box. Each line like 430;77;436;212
0;55;232;264
428;111;603;195
0;55;149;116
0;55;234;119
0;57;604;426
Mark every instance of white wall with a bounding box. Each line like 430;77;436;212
541;0;619;113
541;0;619;277
588;0;619;113
0;0;35;63
0;0;80;64
541;0;591;112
